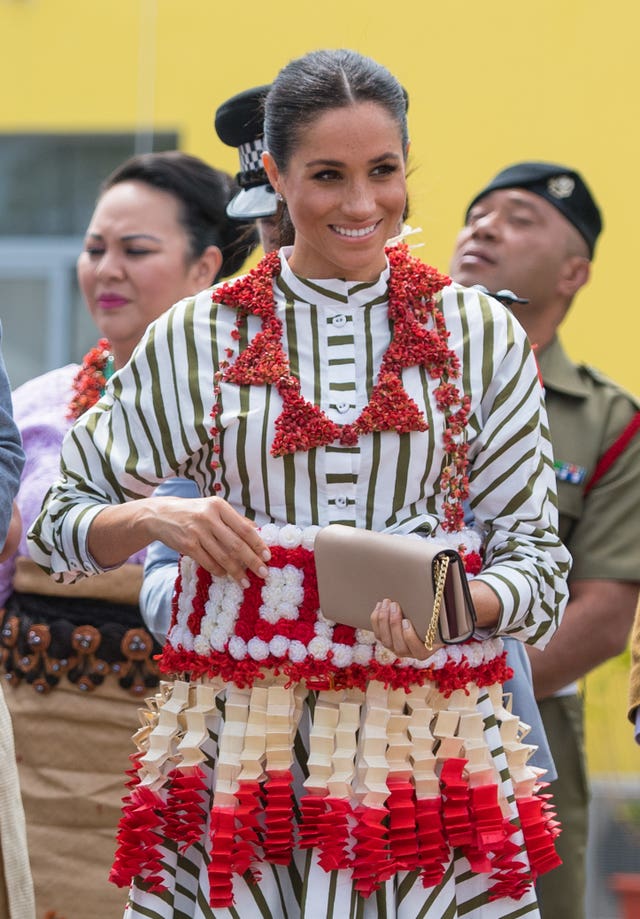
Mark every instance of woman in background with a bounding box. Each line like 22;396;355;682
29;51;569;918
0;151;255;919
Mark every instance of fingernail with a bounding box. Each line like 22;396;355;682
402;618;411;630
241;577;251;589
390;601;400;617
258;566;269;578
262;549;272;562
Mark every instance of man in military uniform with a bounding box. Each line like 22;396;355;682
449;161;640;919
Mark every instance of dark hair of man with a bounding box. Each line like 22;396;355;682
101;151;258;280
263;49;408;170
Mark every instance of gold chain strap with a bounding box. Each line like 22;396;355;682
424;554;450;651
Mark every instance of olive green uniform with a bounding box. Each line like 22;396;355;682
536;337;640;919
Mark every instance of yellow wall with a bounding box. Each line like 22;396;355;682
2;0;638;392
2;0;639;771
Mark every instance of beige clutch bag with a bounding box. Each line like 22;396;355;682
314;524;477;650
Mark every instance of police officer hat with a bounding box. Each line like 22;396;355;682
465;161;603;257
214;84;277;221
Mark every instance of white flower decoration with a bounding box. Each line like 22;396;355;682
194;635;210;656
314;618;332;639
258;602;281;625
308;636;331;660
228;635;248;660
331;643;354;668
247;637;270;661
288;640;308;663
355;628;376;646
260;524;280;546
429;648;448;670
352;643;373;665
301;526;321;550
447;645;463;664
269;636;290;658
374;643;397;665
278;524;302;549
210;627;229;652
465;643;484;667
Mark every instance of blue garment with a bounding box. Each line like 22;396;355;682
0;324;25;545
140;478;198;644
503;638;557;779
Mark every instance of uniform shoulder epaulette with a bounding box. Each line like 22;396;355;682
578;363;640;408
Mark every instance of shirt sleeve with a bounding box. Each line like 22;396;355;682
0;325;25;548
464;302;571;647
140;477;199;643
27;293;219;581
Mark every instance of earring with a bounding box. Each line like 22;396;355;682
276;192;285;203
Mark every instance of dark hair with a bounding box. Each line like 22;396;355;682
264;49;408;171
100;151;258;280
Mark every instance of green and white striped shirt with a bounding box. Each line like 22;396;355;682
27;249;570;646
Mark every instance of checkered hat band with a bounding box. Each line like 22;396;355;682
239;137;266;175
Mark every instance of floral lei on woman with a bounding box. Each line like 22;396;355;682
67;337;114;420
210;242;471;531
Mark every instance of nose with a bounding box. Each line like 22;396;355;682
95;249;126;280
470;210;501;240
342;179;376;221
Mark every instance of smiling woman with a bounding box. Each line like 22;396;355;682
27;50;570;919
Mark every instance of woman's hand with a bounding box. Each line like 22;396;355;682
370;597;442;661
88;495;271;587
147;495;271;586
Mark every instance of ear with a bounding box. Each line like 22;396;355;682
262;152;282;195
189;245;223;289
558;256;590;300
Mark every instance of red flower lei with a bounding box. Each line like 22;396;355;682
67;338;114;421
210;243;471;532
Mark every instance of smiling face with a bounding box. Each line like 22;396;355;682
449;188;585;310
263;102;407;282
77;180;215;367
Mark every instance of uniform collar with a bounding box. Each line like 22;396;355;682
537;335;590;399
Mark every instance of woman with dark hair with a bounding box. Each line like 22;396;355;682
29;51;569;918
1;151;256;919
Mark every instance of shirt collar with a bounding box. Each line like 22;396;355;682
537;336;590;399
277;246;391;308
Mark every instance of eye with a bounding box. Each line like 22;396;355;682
508;213;534;227
466;209;486;226
371;163;399;177
312;169;342;182
84;246;105;257
125;247;155;256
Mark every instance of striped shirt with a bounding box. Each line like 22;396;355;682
27;248;570;646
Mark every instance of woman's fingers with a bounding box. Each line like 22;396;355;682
370;598;440;661
152;495;271;584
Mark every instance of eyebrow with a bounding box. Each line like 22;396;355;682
85;232;163;242
304;152;402;168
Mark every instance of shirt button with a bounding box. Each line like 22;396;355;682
336;401;350;414
333;314;347;328
335;495;348;508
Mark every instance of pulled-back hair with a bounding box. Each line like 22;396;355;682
264;49;408;170
100;151;257;280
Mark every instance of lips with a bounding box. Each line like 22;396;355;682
97;293;128;309
458;247;496;266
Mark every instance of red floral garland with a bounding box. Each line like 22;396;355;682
210;244;470;532
67;337;114;421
